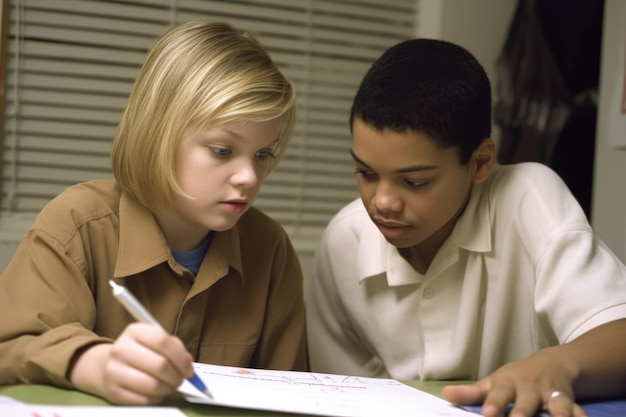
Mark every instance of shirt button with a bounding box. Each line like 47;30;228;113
423;287;435;299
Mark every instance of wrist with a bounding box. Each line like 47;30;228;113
68;342;112;396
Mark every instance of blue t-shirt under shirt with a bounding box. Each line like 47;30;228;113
172;232;213;276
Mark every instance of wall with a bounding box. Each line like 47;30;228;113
592;0;626;262
418;0;517;148
421;0;517;96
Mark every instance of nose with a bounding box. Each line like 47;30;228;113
230;159;261;188
372;181;403;213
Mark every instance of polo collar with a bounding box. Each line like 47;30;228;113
450;179;492;253
356;180;492;287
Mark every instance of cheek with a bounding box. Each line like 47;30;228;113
402;187;460;222
428;181;471;219
175;158;220;198
180;174;205;197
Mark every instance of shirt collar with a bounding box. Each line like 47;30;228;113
355;211;422;286
114;192;244;282
114;192;170;277
450;179;492;253
356;180;492;286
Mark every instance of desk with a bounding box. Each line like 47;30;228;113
0;381;460;417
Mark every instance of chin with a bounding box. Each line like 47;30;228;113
382;236;421;249
208;217;242;232
208;223;236;232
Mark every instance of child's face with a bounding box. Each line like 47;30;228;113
156;117;283;250
351;118;475;252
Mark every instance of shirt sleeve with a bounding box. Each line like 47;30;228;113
534;227;626;343
508;163;626;344
0;228;111;387
306;213;387;377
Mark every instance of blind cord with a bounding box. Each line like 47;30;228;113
292;0;315;234
169;0;177;26
6;0;23;212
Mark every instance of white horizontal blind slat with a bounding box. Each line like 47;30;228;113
1;0;416;253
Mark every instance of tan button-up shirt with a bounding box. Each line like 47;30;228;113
0;180;307;387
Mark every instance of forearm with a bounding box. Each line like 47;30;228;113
0;325;110;387
0;231;108;386
563;318;626;399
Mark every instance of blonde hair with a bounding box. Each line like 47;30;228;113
111;20;296;208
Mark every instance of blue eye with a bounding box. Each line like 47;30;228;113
209;147;231;158
256;149;276;161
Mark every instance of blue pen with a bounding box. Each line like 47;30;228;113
109;280;214;399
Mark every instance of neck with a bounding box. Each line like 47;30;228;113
399;188;472;274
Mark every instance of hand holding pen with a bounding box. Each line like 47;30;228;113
109;280;214;399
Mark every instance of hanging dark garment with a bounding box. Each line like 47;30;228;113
494;0;604;218
494;0;572;165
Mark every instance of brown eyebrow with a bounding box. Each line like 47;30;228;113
350;149;439;174
217;129;280;148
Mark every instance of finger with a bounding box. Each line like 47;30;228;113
105;378;167;406
103;357;172;405
112;326;188;389
442;379;490;405
109;338;186;390
124;323;194;377
544;391;582;417
107;347;177;393
481;380;516;417
507;385;543;417
573;403;589;417
107;382;167;405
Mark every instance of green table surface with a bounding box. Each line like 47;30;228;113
1;380;470;417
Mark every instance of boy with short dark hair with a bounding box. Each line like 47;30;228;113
307;38;626;417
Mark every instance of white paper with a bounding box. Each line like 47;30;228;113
0;403;187;417
179;363;475;417
0;394;24;406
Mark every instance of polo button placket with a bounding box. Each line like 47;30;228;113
423;287;435;299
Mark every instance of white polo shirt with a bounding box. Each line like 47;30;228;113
307;162;626;380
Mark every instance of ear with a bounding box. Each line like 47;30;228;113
470;138;496;183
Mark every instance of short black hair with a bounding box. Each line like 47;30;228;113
350;38;491;164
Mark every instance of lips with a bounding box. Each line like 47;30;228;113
373;217;409;228
223;199;248;205
373;217;411;239
220;199;249;213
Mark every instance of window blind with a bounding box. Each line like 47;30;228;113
1;0;416;253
